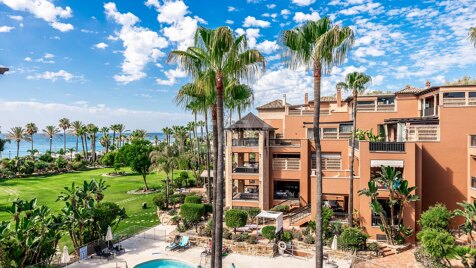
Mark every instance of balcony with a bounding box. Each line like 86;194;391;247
443;97;466;106
472;177;476;189
233;166;259;174
269;139;301;147
369;142;405;152
332;211;349;222
406;125;439;141
233;192;259;200
422;107;436;117
357;104;395;112
232;138;258;147
371;215;381;226
272;158;301;170
288;109;329;116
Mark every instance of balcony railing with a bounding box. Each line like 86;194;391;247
273;191;298;200
269;139;301;147
272;158;301;170
331;211;349;222
369;142;405;152
232;138;259;147
233;166;259;173
422;107;436;117
371;215;381;226
407;125;439;141
472;177;476;189
376;104;396;112
443;97;466;106
233;192;259;200
357;104;395;112
471;135;476;147
288;109;329;116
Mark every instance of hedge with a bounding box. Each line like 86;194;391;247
225;209;248;234
261;225;276;241
184;195;202;204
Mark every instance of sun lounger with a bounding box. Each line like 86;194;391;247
236;226;250;232
166;236;182;251
177;236;190;250
245;224;258;230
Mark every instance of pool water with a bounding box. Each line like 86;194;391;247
134;259;195;268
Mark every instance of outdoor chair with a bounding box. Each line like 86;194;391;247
177;236;190;250
165;235;182;251
94;245;113;260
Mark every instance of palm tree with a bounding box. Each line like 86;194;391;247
162;127;173;145
116;124;126;148
86;124;99;162
169;26;265;268
0;138;10;159
6;127;30;157
131;129;147;140
283;18;354;267
470;27;476;47
337;72;372;226
100;127;110;153
25;123;38;152
70;121;83;153
67;148;75;160
42;125;60;152
150;145;178;209
455;201;476;246
76;125;87;159
225;82;254;124
59;118;71;152
110;124;118;149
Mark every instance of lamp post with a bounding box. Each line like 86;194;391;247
0;67;9;75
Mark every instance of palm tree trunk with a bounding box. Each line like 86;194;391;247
348;91;358;227
63;130;67;152
165;175;169;209
238;106;242;120
194;112;201;184
112;131;116;148
229;108;232;127
84;135;89;160
49;138;52;152
211;104;218;268
75;135;79;152
31;136;34;152
205;110;212;201
81;136;85;158
313;62;324;268
16;140;20;158
214;74;225;268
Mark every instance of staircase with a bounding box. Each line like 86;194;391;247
378;245;395;257
289;204;311;226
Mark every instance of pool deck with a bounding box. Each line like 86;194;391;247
67;224;351;268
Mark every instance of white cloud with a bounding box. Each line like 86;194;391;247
235;28;260;48
0;0;74;31
293;11;320;23
372;75;384;86
255;40;279;54
340;2;384;16
266;4;276;9
156;67;187;86
291;0;316;6
24;57;32;62
107;34;119;41
225;20;234;25
243;16;270;28
94;42;108;49
26;70;80;82
354;47;385;58
104;2;168;84
43;53;54;59
0;26;14;32
8;15;23;21
281;9;291;19
0;100;193;131
228;6;237;12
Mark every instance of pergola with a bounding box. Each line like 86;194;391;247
256;211;283;233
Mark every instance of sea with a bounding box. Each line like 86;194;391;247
0;132;166;158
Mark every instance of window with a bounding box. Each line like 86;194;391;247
312;153;341;170
469;92;476;98
377;97;395;105
339;124;353;133
358;101;374;105
443;92;465;98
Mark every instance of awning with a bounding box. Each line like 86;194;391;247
200;170;214;178
370;160;404;168
256;211;283;233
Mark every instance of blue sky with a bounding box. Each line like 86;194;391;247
0;0;475;131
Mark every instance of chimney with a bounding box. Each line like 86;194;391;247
425;80;431;88
336;85;342;107
304;92;309;106
282;94;287;107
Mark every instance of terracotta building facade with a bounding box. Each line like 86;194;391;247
224;83;476;242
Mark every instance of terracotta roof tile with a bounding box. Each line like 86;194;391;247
256;99;288;110
228;112;275;130
396;85;424;94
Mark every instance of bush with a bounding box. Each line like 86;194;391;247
177;223;189;232
199;219;212;237
367;242;379;253
247;234;258;244
232;232;249;242
303;235;315;244
34;160;49;172
414;246;447;268
246;208;261;222
261;226;276;241
101;151;116;167
153;193;166;210
223;228;232;240
338;227;369;252
180;203;205;231
417;229;455;261
281;230;293;243
39;152;53;162
225;209;248;234
270;205;290;213
92;202;127;236
184;195;202;204
419;204;453;231
170;215;181;225
71;160;87;171
55;156;68;169
19;160;35;175
292;229;303;241
203;203;212;216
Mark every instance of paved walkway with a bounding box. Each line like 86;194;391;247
67;224;351;268
353;249;417;268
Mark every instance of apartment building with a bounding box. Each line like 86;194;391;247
224;82;476;241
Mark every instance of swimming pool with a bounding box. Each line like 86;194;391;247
134;259;195;268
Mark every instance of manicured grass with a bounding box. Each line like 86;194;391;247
0;168;189;248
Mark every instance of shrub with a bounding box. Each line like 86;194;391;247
177;223;189;233
39;152;53;162
261;226;276;241
225;209;248;234
232;232;249;242
199;219;212;237
184;195;202;204
292;229;303;241
367;242;379;253
419;204;453;231
55;157;68;169
34;161;49;172
270;205;290;213
203;203;212;216
101;151;116;167
338;227;369;252
153;193;166;210
180;203;205;231
281;230;293;243
417;229;455;261
19;160;35;175
71;160;87;171
92;202;127;235
303;235;315;244
246;208;261;222
223;228;232;240
247;234;258;244
170;215;181;225
414;246;447;268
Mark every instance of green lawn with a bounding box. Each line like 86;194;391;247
0;168;188;248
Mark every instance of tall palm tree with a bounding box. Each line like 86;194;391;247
110;124;118;149
86;124;99;162
25;123;38;152
116;124;126;148
59;118;71;152
225;82;254;123
70;121;83;153
77;126;87;159
150;145;178;209
337;72;372;226
162;127;173;145
283;18;354;267
131;129;147;140
172;125;189;154
470;27;476;47
6;127;30;157
169;26;265;268
100;127;110;153
42;125;60;153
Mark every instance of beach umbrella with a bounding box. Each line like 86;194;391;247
61;246;70;264
106;226;113;247
331;235;338;251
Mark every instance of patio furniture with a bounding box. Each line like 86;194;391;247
94;245;113;260
166;235;182;251
177;236;190;250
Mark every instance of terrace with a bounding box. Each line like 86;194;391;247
442;91;476;106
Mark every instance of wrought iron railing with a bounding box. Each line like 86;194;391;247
233;166;259;173
233;192;259;200
269;139;301;147
369;142;405;152
232;139;259;147
422;107;436;117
